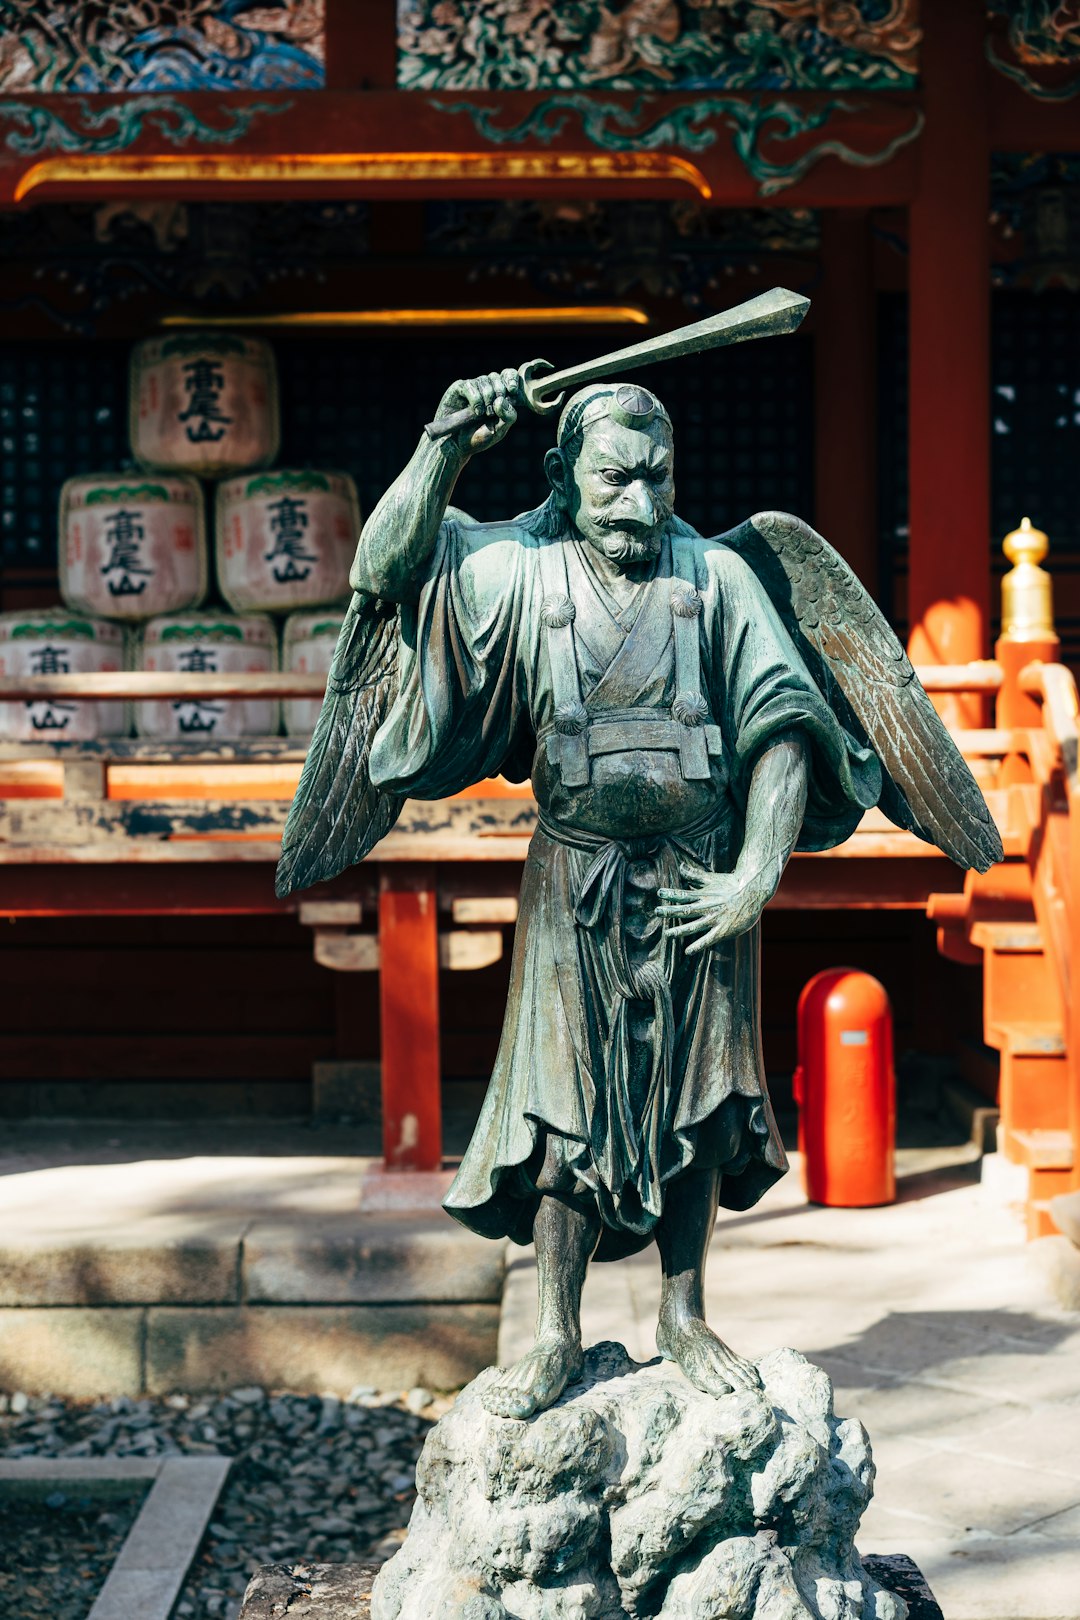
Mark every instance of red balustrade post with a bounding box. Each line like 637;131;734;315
907;0;991;729
378;863;442;1171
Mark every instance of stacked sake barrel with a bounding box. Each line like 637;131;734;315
0;610;126;741
129;334;353;740
21;330;358;743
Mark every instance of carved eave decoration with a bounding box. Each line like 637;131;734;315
986;2;1080;103
0;88;923;208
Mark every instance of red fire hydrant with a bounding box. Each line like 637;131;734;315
793;968;896;1207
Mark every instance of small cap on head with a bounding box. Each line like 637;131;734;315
557;382;671;449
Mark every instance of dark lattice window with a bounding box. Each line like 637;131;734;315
277;330;814;539
878;289;1080;662
0;343;127;567
0;328;813;573
991;291;1080;661
877;292;908;634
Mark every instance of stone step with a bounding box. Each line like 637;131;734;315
0;1153;505;1396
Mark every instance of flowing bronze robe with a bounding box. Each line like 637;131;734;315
368;511;880;1257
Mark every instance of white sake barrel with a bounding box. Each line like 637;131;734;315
0;610;126;741
58;472;207;622
135;612;278;740
215;469;358;614
281;605;345;737
129;332;279;478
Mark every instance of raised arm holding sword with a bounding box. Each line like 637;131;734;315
278;288;1001;1421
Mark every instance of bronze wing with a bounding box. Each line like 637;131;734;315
723;510;1003;873
275;590;403;898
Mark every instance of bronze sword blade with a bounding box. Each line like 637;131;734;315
424;287;810;441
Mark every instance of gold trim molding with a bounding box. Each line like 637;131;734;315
160;307;651;329
14;149;713;202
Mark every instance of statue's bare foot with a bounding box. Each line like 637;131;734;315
656;1315;763;1399
481;1335;585;1420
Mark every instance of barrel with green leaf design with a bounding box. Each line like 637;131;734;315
0;610;127;741
135;611;278;740
215;468;359;614
59;472;207;622
281;605;348;738
130;332;279;478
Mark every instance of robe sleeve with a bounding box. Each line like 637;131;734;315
367;518;531;799
711;547;882;851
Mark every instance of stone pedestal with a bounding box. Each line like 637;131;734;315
237;1345;948;1620
371;1342;913;1620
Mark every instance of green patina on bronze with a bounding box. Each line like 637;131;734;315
278;296;1000;1421
431;93;924;197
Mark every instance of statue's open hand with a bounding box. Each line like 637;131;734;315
658;862;778;954
434;369;521;455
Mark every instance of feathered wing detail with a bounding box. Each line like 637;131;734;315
275;591;403;898
725;511;1003;873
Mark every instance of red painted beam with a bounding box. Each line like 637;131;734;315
907;0;991;729
378;863;442;1172
0;90;922;211
0;863;371;917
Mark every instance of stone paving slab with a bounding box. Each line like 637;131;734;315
244;1215;505;1305
0;1234;241;1307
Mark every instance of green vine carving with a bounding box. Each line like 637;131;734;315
243;470;332;496
159;621;244;642
10;618;98;640
431;94;924;198
0;95;292;157
160;332;251;358
84;483;171;504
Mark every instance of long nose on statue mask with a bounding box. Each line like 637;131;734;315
612;481;657;529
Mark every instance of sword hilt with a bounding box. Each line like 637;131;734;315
423;358;560;442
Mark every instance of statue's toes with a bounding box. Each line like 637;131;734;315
480;1384;530;1421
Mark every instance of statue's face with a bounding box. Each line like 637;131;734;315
557;420;675;567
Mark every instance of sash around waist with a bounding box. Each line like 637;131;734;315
536;796;729;858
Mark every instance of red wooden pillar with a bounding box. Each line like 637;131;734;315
378;863;442;1170
815;209;877;596
907;0;991;727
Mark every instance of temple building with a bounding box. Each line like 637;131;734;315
0;0;1077;1249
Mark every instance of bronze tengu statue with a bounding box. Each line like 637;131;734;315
277;293;1001;1422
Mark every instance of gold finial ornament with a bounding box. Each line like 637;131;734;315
1001;516;1055;641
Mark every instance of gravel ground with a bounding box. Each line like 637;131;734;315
0;1489;147;1620
0;1385;447;1620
